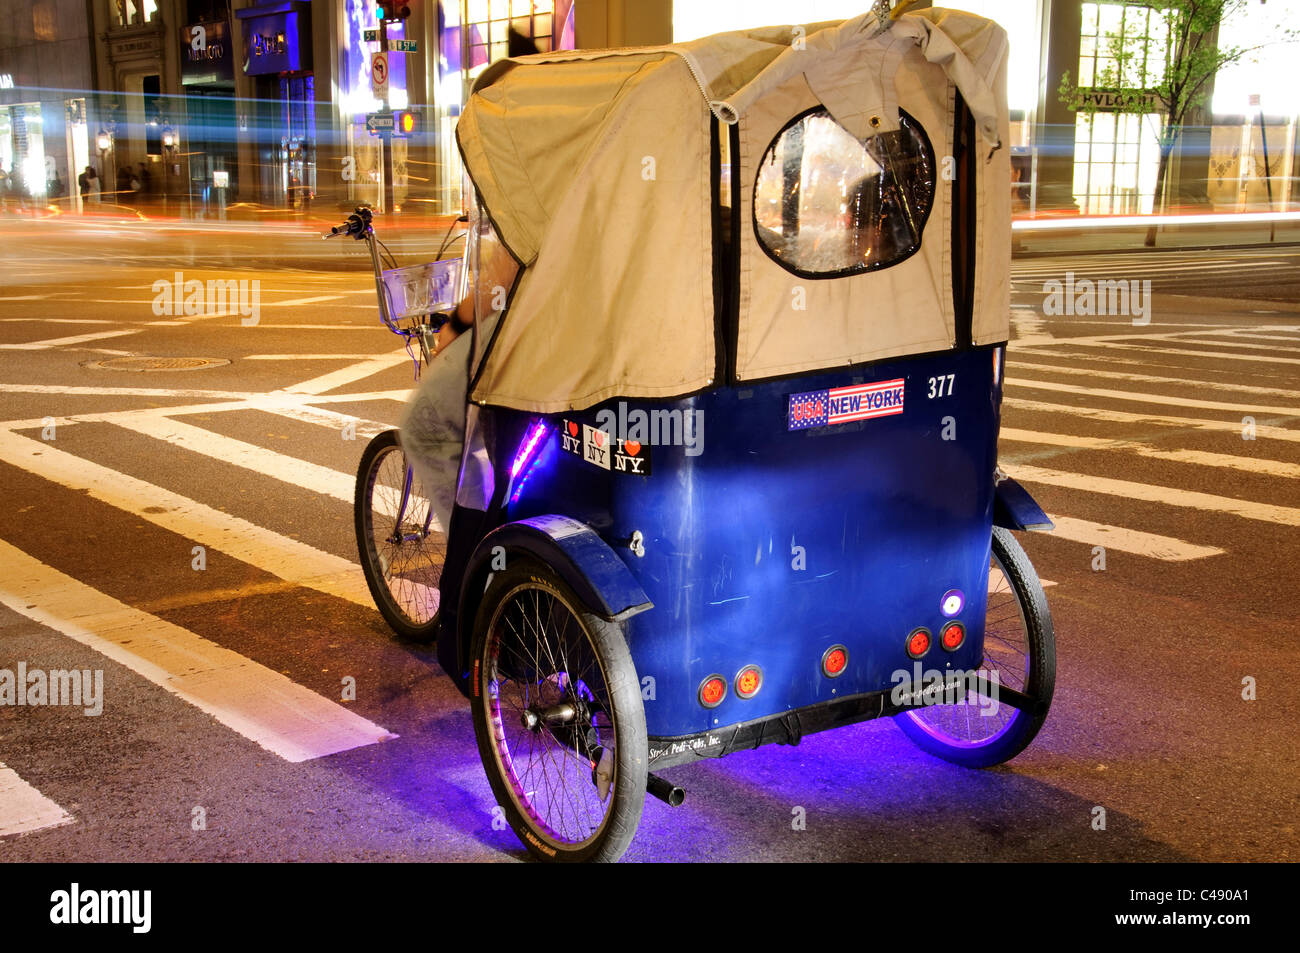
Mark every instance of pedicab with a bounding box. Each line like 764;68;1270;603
342;3;1056;862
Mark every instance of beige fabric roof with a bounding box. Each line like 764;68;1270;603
458;7;1011;411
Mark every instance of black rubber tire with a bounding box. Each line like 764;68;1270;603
896;526;1056;768
469;557;647;862
354;429;443;642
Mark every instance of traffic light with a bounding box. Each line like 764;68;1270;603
377;1;410;21
394;109;418;138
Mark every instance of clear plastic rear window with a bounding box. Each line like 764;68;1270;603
753;108;936;277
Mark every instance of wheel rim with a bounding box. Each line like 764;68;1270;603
904;547;1031;748
484;582;618;851
363;445;443;625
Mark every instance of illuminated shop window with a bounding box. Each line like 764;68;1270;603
112;0;159;28
462;0;573;78
1072;110;1163;215
1072;2;1168;215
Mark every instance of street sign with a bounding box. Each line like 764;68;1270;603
1249;93;1261;107
363;29;378;41
389;39;418;52
365;112;394;135
371;51;389;99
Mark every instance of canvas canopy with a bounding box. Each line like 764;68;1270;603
457;6;1011;413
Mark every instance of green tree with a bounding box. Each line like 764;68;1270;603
1059;0;1297;222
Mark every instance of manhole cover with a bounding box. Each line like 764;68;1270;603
83;356;231;372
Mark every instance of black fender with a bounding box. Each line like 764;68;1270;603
448;514;653;696
993;476;1054;532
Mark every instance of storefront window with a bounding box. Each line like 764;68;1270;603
1073;110;1163;215
1072;2;1168;215
3;104;47;201
112;0;159;28
433;1;575;210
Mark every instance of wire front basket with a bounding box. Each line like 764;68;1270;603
380;258;463;326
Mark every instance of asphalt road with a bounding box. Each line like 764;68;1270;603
1;219;1297;862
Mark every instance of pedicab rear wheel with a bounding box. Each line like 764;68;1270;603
354;429;444;642
897;527;1055;768
470;558;647;862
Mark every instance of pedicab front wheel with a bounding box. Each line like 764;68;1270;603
354;429;444;642
897;526;1056;768
470;558;647;862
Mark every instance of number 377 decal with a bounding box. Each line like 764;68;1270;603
927;374;955;398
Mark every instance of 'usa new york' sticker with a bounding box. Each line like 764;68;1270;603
787;378;905;431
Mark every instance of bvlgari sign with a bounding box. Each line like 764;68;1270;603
1078;88;1161;112
180;20;234;85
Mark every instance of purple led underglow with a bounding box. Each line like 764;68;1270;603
511;421;550;479
508;421;551;506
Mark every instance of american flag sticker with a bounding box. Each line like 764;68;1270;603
787;378;905;431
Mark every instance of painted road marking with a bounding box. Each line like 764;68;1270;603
1005;378;1300;417
0;541;396;762
1007;465;1300;527
0;429;374;607
0;330;140;350
285;351;413;396
0;318;116;324
1042;516;1224;561
1048;341;1300;366
261;295;345;307
245;354;385;360
1004;397;1300;443
111;415;356;502
1000;428;1300;479
109;415;441;530
1013;346;1300;381
1009;360;1300;400
0;763;74;837
0;391;401;433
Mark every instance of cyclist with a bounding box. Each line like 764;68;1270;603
398;233;518;643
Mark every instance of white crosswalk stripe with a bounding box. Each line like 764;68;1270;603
0;762;75;837
0;540;398;763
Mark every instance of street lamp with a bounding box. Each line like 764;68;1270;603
161;125;176;215
95;129;112;203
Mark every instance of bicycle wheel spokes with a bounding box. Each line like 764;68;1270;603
363;439;444;629
487;586;615;848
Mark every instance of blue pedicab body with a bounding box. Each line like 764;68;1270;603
482;345;1009;761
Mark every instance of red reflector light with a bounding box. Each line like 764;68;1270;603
699;674;727;708
906;627;931;659
821;644;848;678
735;666;763;699
940;621;966;651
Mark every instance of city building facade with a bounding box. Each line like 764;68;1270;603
1;0;1294;221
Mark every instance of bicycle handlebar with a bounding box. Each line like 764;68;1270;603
322;205;374;240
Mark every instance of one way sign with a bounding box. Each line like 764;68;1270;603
365;112;394;135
